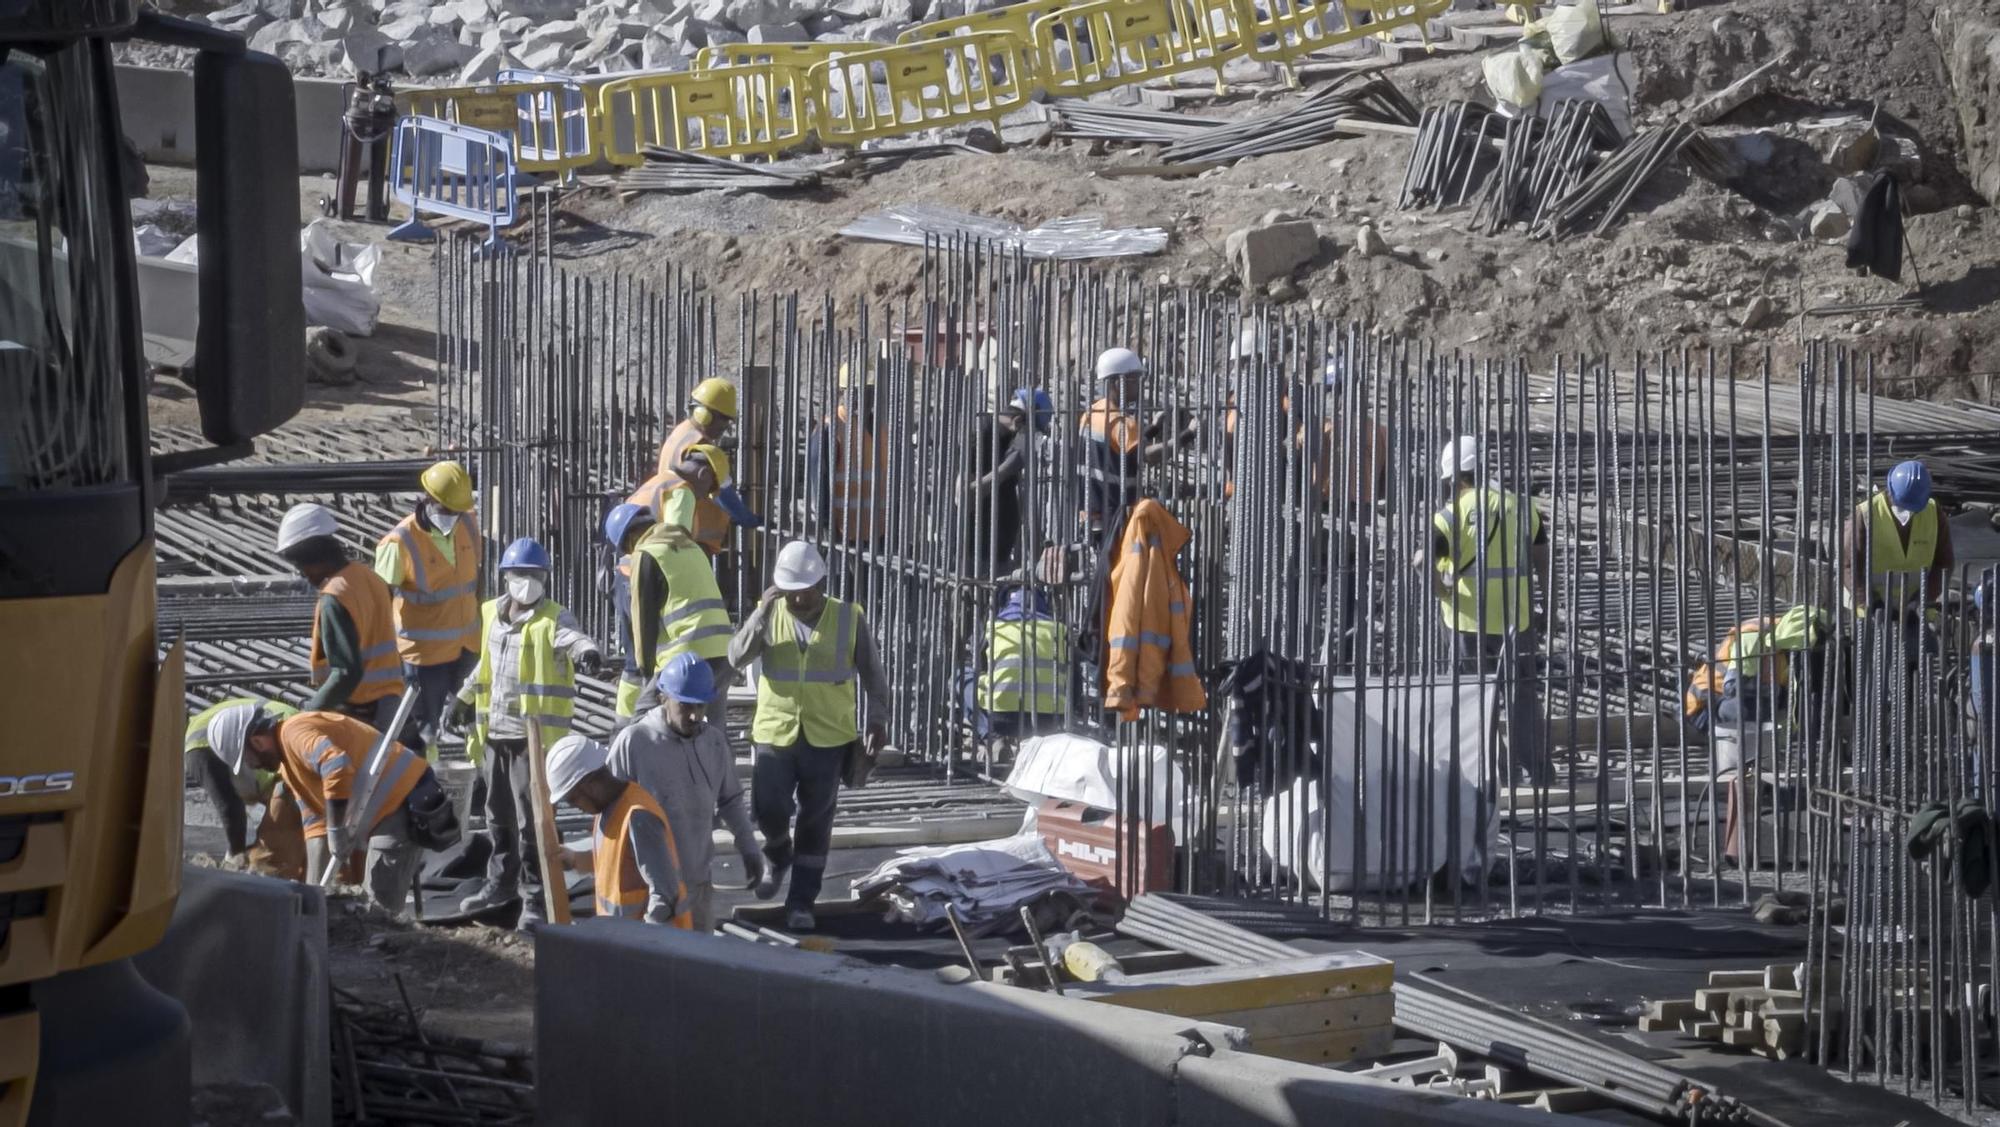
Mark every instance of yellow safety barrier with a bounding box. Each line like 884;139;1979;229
809;33;1033;148
1028;0;1251;100
897;0;1075;92
692;41;869;73
404;79;599;176
596;63;814;164
1242;0;1451;81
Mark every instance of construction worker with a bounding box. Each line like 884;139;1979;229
545;734;692;928
1842;459;1953;648
1418;436;1552;785
965;388;1052;576
277;502;404;733
807;357;889;546
186;697;302;878
450;537;602;923
604;502;653;717
965;586;1070;749
1079;347;1197;536
375;460;481;754
608;652;766;932
730;541;892;931
219;708;436;914
626;490;736;715
628;442;761;559
657;377;738;478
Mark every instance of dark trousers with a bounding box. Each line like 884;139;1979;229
612;566;639;680
1455;630;1551;786
403;649;477;754
752;739;846;910
482;737;543;913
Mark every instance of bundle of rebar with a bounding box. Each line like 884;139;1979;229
1531;121;1704;240
160;458;433;502
331;983;535;1125
618;146;825;194
1050;70;1418;165
1048;99;1227;145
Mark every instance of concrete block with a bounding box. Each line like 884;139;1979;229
134;867;330;1127
536;921;1208;1127
1227;218;1319;288
116;65;353;174
1178;1050;1549;1126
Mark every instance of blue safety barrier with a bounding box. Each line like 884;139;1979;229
388;115;518;256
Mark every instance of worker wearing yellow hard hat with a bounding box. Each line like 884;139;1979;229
656;377;737;479
374;459;482;757
641;377;758;559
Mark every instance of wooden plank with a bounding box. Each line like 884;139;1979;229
1693;987;1737;1014
1706;970;1766;988
1200;993;1396;1040
524;721;573;925
1250;1025;1394;1065
1073;953;1394;1015
1682;1019;1723;1040
1764;964;1800;991
1722;1026;1762;1048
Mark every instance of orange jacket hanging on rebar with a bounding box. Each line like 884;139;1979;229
1102;498;1206;719
829;404;887;544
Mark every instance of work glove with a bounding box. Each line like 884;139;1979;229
717;484;763;529
575;650;604;678
742;852;767;891
449;696;476;731
328;827;358;863
219;851;250;873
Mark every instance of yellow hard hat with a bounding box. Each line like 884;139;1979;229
420;460;474;512
690;377;738;419
686;443;732;485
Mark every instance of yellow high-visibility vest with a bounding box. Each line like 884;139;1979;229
1432;486;1539;635
752;599;862;748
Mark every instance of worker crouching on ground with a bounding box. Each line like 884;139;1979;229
545;734;692;928
223;709;443;914
626;483;737;716
1079;347;1197;538
1842;459;1952;664
963;586;1071;754
451;537;602;925
731;541;892;931
608;652;766;931
375;460;481;755
189;698;302;878
1416;437;1553;786
278;502;406;734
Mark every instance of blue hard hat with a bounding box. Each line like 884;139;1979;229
603;502;653;549
500;537;550;571
1011;387;1055;432
1887;460;1932;511
656;651;717;704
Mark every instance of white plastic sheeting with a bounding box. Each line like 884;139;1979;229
852;831;1098;931
300;219;382;336
1004;733;1189;838
1260;677;1495;892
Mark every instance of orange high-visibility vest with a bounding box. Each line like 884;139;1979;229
1079;397;1143;521
626;473;728;557
654;416;706;479
311;561;403;704
275;711;427;842
829;404;887;544
380;514;481;665
1684;616;1792;720
593;782;693;928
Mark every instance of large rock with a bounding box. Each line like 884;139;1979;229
1225;214;1319;288
1804;200;1851;239
578;1;626;37
747;21;809;41
403;25;477;75
247;16;327;65
208;6;275;34
694;0;801;31
339;27;401;75
377;11;428;38
1823;126;1879;175
801;11;847;36
641;30;690;68
569;26;628;69
1828;173;1873;219
843;17;903;42
457;44;521;83
494;0;581;16
520;17;591;52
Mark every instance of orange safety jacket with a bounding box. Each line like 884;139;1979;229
654;415;706;479
827;404;887;544
275;711;428;842
594;782;693;928
311;561;403;705
1683;615;1792;721
1079;397;1144;522
626;473;728;557
379;513;481;664
1103;498;1207;719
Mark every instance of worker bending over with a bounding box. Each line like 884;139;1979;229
187;697;301;878
375;460;481;754
1418;437;1552;785
220;709;439;914
277;503;405;732
965;586;1070;749
609;652;766;931
629;441;761;559
965;389;1053;576
1842;459;1952;655
731;541;892;931
545;735;692;928
1079;348;1197;537
452;538;602;924
624;493;736;716
807;360;889;546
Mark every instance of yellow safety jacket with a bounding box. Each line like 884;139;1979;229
465;599;578;767
379;514;481;665
1683;616;1791;720
1859;492;1939;613
978;620;1070;715
632;524;733;663
185;696;297;796
594;782;692;929
1433;486;1539;636
753;599;862;748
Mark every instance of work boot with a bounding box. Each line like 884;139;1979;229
755;861;789;902
459;884;519;915
435;833;492;881
785;906;815;932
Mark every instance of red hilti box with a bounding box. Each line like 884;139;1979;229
1038;799;1173;897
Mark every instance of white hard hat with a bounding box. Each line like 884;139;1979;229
1094;347;1145;380
1438;436;1480;481
206;703;261;775
1230;326;1260;362
545;733;607;805
276;502;339;553
772;540;829;591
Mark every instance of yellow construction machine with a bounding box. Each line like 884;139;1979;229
0;4;303;1122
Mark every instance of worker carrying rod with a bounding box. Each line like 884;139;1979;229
731;541;892;931
277;503;407;736
545;734;693;928
375;460;481;755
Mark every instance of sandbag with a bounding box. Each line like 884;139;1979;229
300;219;382;336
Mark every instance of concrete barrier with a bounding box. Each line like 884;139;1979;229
536;921;1578;1126
134;867;331;1127
115;65;352;174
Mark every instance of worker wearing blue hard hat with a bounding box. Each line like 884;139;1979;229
451;537;603;926
602;502;657;717
607;650;765;933
966;387;1054;575
1842;459;1953;625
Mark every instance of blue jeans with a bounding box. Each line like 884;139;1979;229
402;649;477;754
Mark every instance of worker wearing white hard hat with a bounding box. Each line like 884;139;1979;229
808;348;891;547
729;540;893;933
1079;346;1197;533
1416;435;1552;785
186;697;305;878
545;734;693;928
277;503;406;734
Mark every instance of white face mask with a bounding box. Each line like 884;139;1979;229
505;575;544;606
432;507;461;534
1892;505;1915;526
